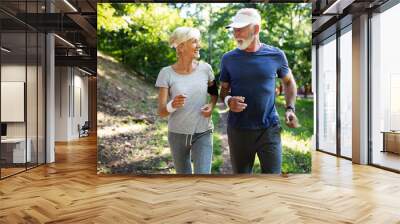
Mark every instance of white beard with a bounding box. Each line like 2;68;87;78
236;32;255;50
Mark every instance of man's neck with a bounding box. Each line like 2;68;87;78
244;38;261;52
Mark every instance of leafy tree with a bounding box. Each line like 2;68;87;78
98;3;194;82
97;3;311;87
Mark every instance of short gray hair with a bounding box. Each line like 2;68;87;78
169;27;201;48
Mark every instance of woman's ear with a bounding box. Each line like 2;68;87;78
176;43;184;55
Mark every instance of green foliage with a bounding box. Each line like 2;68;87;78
98;3;194;82
98;3;312;86
257;4;312;87
211;108;223;173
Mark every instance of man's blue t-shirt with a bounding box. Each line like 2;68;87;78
219;43;290;129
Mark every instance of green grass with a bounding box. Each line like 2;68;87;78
282;147;312;173
211;107;223;173
277;96;313;173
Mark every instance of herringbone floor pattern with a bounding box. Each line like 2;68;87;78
1;135;399;223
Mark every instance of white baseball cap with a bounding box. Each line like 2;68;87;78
226;9;261;29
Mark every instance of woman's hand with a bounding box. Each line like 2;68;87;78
172;94;187;109
201;103;213;117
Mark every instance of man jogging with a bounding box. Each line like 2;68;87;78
220;8;298;174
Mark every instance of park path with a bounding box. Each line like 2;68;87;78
215;102;232;174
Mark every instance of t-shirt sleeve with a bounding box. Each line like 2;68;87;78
205;63;215;82
277;49;290;79
155;68;170;88
219;54;231;83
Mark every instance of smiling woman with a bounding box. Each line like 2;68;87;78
155;26;218;174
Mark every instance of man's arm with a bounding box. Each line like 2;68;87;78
220;81;247;112
281;70;297;108
281;70;298;128
220;81;230;103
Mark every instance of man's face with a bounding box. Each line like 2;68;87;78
233;24;256;50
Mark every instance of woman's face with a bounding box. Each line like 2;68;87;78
179;38;201;59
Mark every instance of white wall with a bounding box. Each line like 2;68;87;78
55;66;69;141
1;63;46;164
1;65;26;142
1;65;28;139
1;64;25;81
73;72;89;137
55;67;89;141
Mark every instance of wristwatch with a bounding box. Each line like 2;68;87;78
286;105;295;113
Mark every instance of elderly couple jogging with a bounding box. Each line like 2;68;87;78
156;8;298;174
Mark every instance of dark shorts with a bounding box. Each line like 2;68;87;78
227;124;282;174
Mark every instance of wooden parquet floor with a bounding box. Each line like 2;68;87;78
0;135;399;224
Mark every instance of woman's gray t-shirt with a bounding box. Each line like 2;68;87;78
155;62;215;134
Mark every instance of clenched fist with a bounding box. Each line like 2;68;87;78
201;104;213;117
172;94;187;109
228;96;247;112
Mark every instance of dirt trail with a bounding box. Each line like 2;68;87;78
215;102;232;174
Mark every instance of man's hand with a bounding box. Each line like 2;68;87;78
201;104;213;117
285;110;299;128
228;96;247;112
281;71;298;128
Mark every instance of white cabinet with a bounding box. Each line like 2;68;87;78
1;138;32;163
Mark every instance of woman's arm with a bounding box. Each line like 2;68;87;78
210;94;218;109
201;81;218;117
158;87;170;118
208;80;218;108
158;87;186;118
